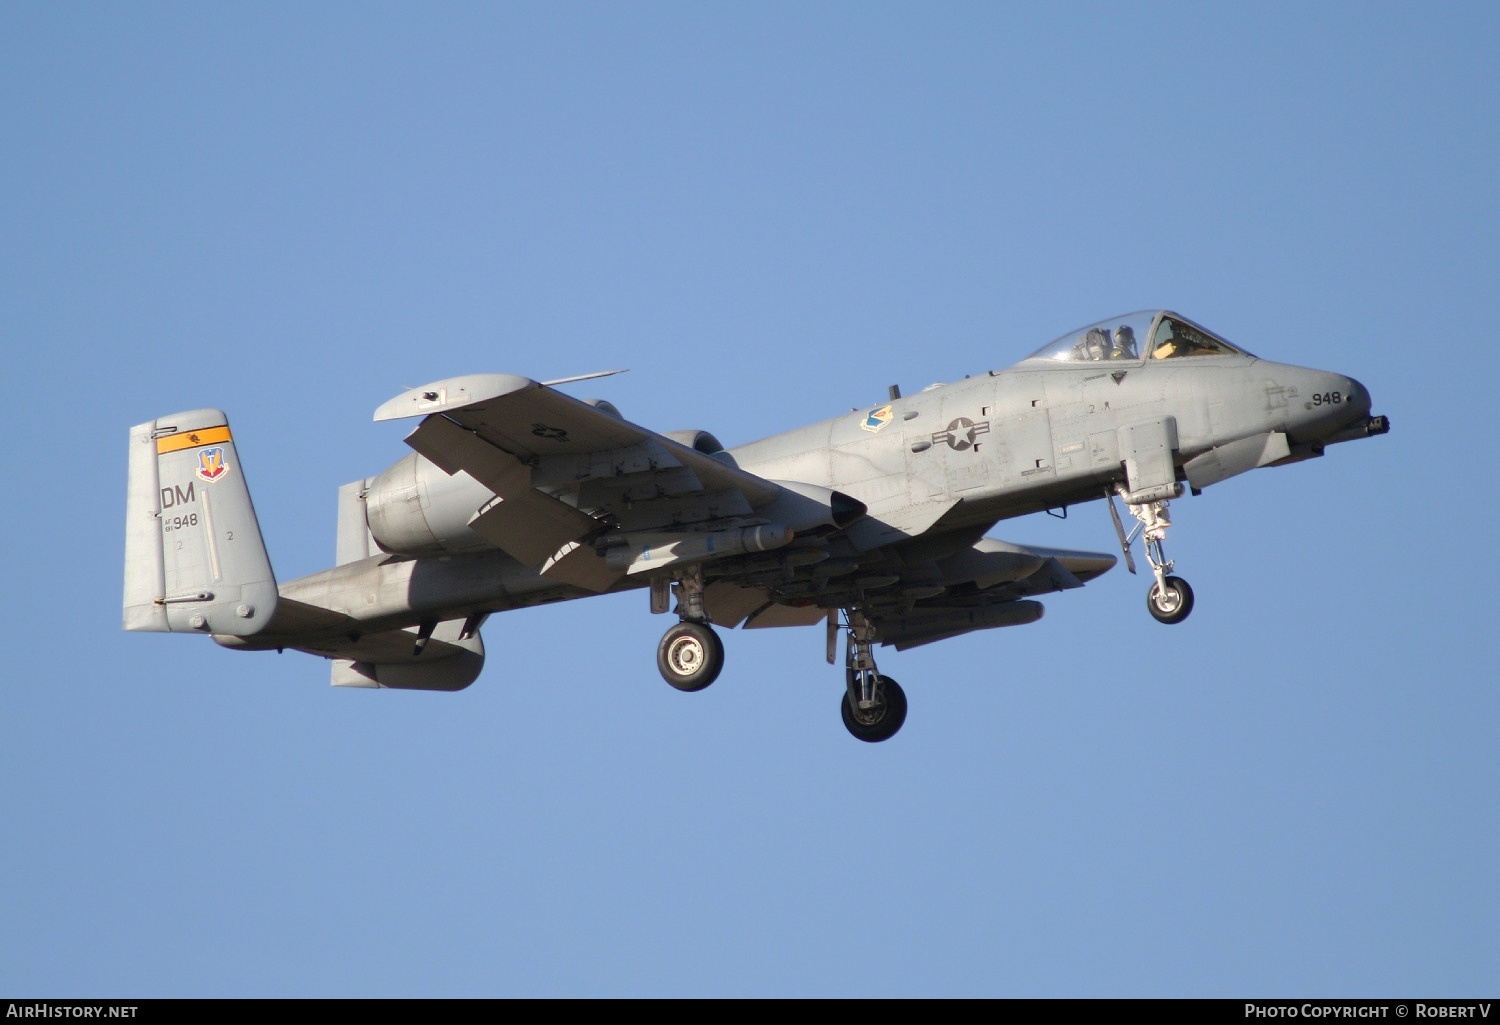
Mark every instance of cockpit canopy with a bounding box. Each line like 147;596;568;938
1023;311;1250;364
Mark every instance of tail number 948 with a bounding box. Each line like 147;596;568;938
1311;391;1342;406
163;513;199;533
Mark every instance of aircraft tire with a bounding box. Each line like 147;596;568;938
656;621;724;692
841;676;907;743
1147;575;1195;624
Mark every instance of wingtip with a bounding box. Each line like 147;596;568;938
373;374;538;422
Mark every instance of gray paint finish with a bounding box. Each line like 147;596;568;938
123;410;278;637
123;310;1387;695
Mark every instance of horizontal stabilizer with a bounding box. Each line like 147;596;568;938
326;619;485;692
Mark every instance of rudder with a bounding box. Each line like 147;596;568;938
123;409;278;635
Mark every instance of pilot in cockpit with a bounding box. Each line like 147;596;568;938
1110;325;1138;360
1074;327;1111;361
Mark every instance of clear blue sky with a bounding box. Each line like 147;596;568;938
3;1;1495;997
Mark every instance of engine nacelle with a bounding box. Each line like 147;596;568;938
364;452;495;556
584;398;622;419
661;429;725;454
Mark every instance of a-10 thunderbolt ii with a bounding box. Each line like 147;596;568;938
123;310;1388;742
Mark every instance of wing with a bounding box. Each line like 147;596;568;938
371;377;1114;642
863;540;1117;650
709;533;1117;646
373;375;817;592
695;531;1117;646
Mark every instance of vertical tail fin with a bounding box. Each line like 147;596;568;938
123;409;278;635
335;477;377;565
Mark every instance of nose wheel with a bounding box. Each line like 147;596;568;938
1146;575;1194;624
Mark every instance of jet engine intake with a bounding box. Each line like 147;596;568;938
662;429;725;454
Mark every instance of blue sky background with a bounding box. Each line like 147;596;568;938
2;2;1496;997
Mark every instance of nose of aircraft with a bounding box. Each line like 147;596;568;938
1275;365;1375;442
1345;377;1372;419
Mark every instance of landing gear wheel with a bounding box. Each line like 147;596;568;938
841;676;907;743
656;621;724;691
1147;575;1195;624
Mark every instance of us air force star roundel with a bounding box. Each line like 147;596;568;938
531;423;570;442
861;405;894;433
932;417;991;451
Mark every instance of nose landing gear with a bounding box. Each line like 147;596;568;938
1109;486;1195;625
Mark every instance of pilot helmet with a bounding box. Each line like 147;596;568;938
1084;327;1109;359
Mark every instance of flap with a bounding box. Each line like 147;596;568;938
405;413;600;569
744;602;829;629
703;581;774;628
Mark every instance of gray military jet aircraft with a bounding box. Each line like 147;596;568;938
124;310;1387;741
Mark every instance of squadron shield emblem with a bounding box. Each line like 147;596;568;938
196;446;229;483
861;404;894;433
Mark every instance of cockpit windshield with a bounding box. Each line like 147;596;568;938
1023;311;1249;364
1147;315;1242;359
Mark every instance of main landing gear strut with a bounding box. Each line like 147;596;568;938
1108;486;1195;625
649;569;907;741
830;609;907;742
653;566;724;691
